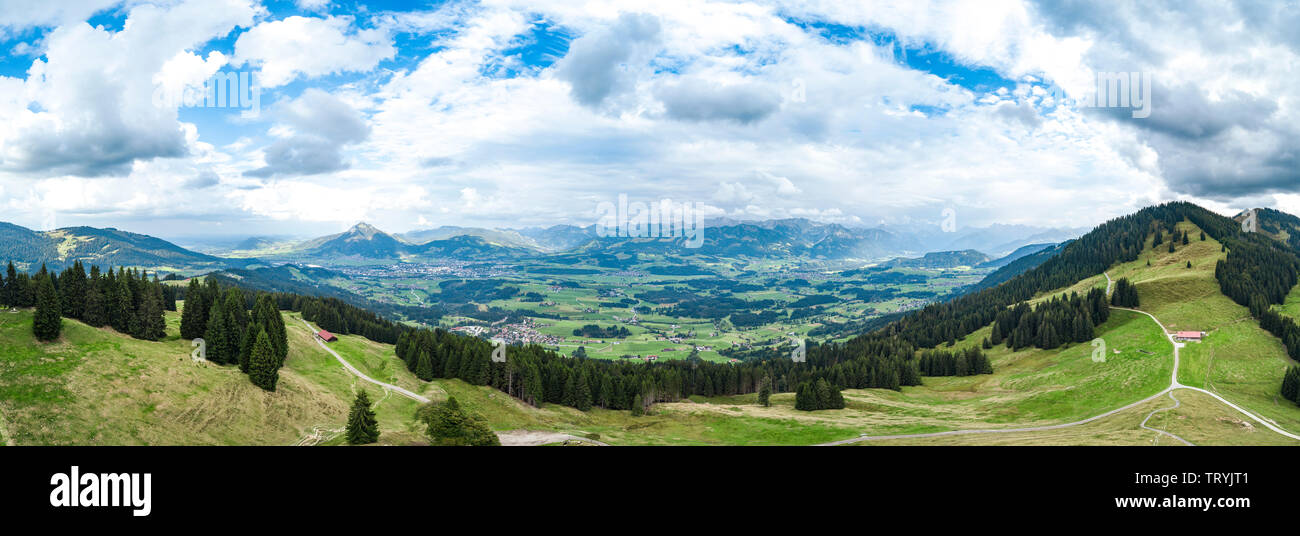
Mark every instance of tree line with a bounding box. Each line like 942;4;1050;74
1110;278;1140;308
858;203;1244;350
178;278;288;391
393;326;937;413
917;347;993;376
794;378;846;411
4;261;174;343
988;288;1109;351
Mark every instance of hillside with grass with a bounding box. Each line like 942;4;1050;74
6;205;1300;446
0;306;430;446
892;216;1300;445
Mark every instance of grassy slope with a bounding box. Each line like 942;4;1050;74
8;218;1298;446
1106;220;1300;437
298;306;1178;443
0;308;426;445
889;219;1300;445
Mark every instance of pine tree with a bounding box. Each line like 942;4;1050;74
111;276;133;334
83;283;106;328
179;279;206;340
423;396;499;446
415;350;433;380
630;394;645;416
2;261;15;308
346;390;380;444
1281;366;1300;403
33;275;62;342
137;284;167;341
573;369;593;411
758;380;772;407
204;301;230;365
248;329;279;391
239;324;261;373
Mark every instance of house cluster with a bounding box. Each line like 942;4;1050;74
450;320;562;346
492;319;561;346
451;325;490;337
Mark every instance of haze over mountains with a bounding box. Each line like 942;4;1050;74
0;215;1086;272
212;218;1085;262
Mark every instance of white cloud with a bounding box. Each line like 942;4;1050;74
3;0;1298;236
0;0;259;177
234;15;396;88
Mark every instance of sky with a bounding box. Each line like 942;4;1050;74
0;0;1297;242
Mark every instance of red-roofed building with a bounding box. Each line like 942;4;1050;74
317;329;338;343
1174;331;1203;341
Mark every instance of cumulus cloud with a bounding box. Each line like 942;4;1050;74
554;12;661;108
246;89;369;178
0;0;259;177
656;79;781;124
234;15;395;88
5;0;1300;236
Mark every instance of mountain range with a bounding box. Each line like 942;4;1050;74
0;222;246;272
0;216;1086;272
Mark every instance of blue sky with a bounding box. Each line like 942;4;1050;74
0;0;1295;241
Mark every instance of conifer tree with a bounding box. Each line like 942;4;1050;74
137;284;167;341
2;261;15;307
758;379;772;407
1282;366;1300;403
83;283;106;328
112;275;133;334
346;390;380;445
573;369;593;411
416;350;433;380
179;279;206;340
423;397;499;446
33;275;62;342
239;324;262;373
248;329;279;391
204;301;231;365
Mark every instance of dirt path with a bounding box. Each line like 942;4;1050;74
296;318;431;404
496;430;609;446
821;274;1300;445
1140;391;1193;446
296;318;605;446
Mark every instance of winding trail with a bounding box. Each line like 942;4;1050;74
1140;391;1193;446
819;271;1300;445
296;318;609;446
296;318;431;404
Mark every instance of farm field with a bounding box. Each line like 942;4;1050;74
325;256;991;364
